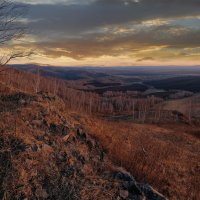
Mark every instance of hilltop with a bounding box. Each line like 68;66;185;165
0;89;166;200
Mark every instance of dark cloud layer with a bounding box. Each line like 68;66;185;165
27;0;200;34
21;25;199;60
16;0;200;64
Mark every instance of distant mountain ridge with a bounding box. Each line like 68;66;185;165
145;76;200;93
10;64;200;94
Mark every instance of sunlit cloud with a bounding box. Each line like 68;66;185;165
15;0;96;5
7;0;200;66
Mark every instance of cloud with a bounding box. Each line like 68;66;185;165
25;0;200;36
21;24;200;60
137;57;154;62
16;0;95;5
11;0;200;65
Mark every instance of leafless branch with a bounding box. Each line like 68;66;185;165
0;0;29;67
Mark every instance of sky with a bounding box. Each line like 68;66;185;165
9;0;200;66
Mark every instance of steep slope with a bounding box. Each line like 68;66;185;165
81;117;200;200
0;91;166;200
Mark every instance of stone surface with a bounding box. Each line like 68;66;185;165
119;190;129;199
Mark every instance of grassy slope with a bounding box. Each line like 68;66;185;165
160;95;200;117
73;115;200;200
1;67;200;199
0;89;167;200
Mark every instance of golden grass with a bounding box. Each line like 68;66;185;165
78;116;200;200
1;68;200;199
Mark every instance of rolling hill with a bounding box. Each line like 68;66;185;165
145;76;200;92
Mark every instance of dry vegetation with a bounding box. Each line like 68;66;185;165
72;116;200;200
1;66;199;124
0;90;166;200
1;0;199;198
0;66;200;199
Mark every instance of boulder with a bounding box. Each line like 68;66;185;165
140;184;167;200
50;123;69;136
119;190;129;199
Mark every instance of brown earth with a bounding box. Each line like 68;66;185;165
0;90;166;200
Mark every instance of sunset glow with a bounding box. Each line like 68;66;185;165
9;0;200;66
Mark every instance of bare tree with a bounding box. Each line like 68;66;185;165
0;0;29;67
34;66;40;93
132;100;135;120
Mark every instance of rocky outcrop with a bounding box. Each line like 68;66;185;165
0;92;167;200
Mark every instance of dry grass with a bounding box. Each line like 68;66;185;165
77;116;200;200
1;92;161;200
1;67;200;199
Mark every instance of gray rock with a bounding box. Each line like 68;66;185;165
119;190;129;199
140;184;167;200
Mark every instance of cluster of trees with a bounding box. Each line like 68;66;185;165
1;66;188;123
0;0;199;124
1;63;200;124
0;66;153;112
187;97;200;123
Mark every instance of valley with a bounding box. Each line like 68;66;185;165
1;0;200;199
